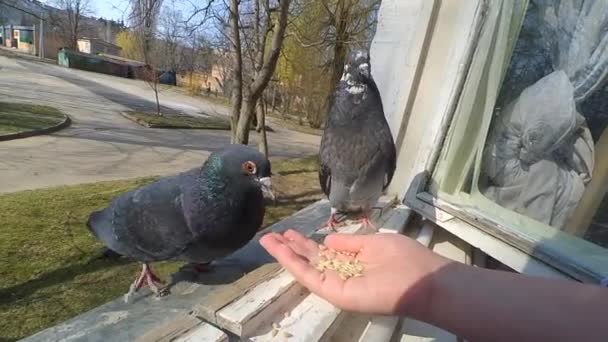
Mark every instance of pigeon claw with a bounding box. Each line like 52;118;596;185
360;216;378;232
318;214;338;232
124;263;168;303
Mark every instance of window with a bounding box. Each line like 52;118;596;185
423;0;608;283
19;30;33;44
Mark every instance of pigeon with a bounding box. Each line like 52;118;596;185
86;144;274;300
318;49;396;231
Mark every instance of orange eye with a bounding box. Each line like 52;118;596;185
242;161;256;174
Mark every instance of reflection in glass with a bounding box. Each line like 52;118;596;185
480;0;608;246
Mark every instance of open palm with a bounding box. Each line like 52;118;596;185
260;229;450;317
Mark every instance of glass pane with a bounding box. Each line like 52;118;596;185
19;30;33;44
479;0;608;248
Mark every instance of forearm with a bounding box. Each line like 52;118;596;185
419;262;608;341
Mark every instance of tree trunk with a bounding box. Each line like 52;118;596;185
282;93;292;118
233;0;291;145
256;95;264;131
235;96;256;145
257;98;268;158
154;85;161;116
271;85;277;112
229;0;243;143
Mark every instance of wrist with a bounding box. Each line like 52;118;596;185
396;253;459;322
423;260;475;325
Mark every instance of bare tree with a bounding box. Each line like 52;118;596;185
48;0;93;49
249;0;276;156
228;0;244;142
233;0;291;146
129;0;163;115
157;1;183;72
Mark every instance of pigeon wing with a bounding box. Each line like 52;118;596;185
89;172;195;262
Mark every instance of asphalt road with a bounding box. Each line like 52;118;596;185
0;56;320;193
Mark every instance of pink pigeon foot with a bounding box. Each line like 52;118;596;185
359;215;378;231
125;263;168;302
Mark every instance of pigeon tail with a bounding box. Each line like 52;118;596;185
86;210;103;239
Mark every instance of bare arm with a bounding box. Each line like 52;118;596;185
422;262;608;342
261;230;608;342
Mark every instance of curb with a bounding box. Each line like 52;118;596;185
119;111;154;128
0;115;72;142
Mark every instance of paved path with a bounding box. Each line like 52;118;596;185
0;56;320;193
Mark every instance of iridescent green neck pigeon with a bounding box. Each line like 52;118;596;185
318;49;396;231
87;144;274;301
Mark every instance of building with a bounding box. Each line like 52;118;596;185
77;37;121;56
0;25;36;54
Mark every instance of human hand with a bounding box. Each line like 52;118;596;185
260;229;452;318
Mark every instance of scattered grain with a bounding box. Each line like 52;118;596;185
313;249;365;280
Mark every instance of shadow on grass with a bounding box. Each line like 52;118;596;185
0;257;133;307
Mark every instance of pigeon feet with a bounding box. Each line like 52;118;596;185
124;263;169;303
318;213;339;232
359;216;378;231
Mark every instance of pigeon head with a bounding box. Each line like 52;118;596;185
210;144;274;200
340;49;371;88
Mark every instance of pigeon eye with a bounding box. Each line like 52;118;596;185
242;161;257;175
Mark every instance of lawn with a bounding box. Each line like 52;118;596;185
0;103;66;135
122;110;232;130
175;90;324;136
122;110;275;132
267;114;323;136
0;156;322;341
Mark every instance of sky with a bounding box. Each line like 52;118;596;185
93;0;195;23
93;0;130;22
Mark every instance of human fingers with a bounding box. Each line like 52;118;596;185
283;229;319;257
260;233;329;292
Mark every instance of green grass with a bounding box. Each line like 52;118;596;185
124;111;274;132
267;113;324;136
124;110;232;130
0;156;322;341
176;90;323;136
0;103;66;135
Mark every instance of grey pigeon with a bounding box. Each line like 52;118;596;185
87;144;274;300
318;49;396;230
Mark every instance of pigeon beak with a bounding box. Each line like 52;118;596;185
258;177;276;201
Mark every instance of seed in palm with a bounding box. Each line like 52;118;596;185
314;245;364;280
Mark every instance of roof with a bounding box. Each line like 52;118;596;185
97;53;146;67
